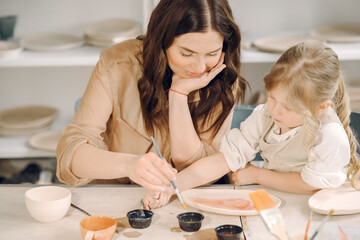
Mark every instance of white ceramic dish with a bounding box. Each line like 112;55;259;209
25;186;71;223
253;34;317;53
29;130;62;152
20;33;84;51
182;188;281;216
0;124;50;136
84;18;140;40
310;23;360;43
0;105;57;129
84;35;132;47
0;40;22;58
308;182;360;215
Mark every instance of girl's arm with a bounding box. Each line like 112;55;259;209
175;152;230;192
232;164;319;195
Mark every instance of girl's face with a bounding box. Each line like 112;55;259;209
267;85;305;134
166;30;224;79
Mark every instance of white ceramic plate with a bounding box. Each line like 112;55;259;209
0;124;50;136
29;130;62;152
310;24;360;43
84;35;132;47
308;182;360;215
20;33;84;51
0;105;57;129
182;188;281;216
253;34;317;53
85;18;140;39
0;41;22;57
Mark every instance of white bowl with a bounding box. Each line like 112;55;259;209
25;186;71;223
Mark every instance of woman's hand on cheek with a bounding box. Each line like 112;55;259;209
231;163;259;186
127;152;177;192
171;52;226;95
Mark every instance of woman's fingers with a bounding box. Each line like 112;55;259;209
133;153;177;191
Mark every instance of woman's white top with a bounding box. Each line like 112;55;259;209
220;104;350;188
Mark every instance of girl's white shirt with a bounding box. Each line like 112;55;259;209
220;104;350;188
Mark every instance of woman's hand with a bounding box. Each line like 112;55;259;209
143;185;174;210
231;163;259;186
127;152;177;191
170;52;226;95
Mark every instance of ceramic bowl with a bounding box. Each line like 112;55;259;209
127;209;154;229
177;212;204;232
25;186;71;223
215;224;243;240
80;216;117;240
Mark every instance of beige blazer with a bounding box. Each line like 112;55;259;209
56;39;230;186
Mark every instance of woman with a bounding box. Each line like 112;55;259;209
56;0;247;191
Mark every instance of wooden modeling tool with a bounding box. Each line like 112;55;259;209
309;209;334;240
249;189;288;240
150;136;187;210
304;209;313;240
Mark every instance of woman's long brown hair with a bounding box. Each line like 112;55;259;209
137;0;247;140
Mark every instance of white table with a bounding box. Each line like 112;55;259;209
0;184;359;240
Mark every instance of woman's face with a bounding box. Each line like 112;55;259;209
166;30;224;79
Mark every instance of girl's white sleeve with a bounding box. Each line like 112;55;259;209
301;122;350;188
219;104;265;172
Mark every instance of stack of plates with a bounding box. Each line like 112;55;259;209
20;33;84;51
84;18;141;47
0;105;58;136
0;41;22;58
253;34;317;53
310;23;360;43
29;130;62;152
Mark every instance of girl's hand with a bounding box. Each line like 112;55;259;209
143;185;174;210
127;152;177;191
231;163;259;186
170;52;226;95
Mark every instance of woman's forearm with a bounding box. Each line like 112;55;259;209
255;168;319;195
168;91;202;165
71;143;136;179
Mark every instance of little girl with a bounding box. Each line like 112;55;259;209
143;40;360;209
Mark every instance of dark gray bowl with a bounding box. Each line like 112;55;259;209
177;212;204;232
127;209;154;229
215;224;243;240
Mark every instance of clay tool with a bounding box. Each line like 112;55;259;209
304;209;313;240
309;209;334;240
71;203;91;216
139;198;145;217
150;136;187;210
249;189;288;240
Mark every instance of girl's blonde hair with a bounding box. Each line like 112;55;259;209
263;40;359;190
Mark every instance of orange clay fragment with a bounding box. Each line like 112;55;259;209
190;197;255;210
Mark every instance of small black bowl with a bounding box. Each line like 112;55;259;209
127;209;154;229
215;224;243;240
177;212;204;232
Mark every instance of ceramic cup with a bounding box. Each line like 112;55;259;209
0;15;17;40
215;224;243;240
177;212;204;232
25;186;71;223
80;216;117;240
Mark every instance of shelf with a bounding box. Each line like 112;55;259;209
2;41;360;67
242;42;360;63
0;117;71;159
0;45;102;67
